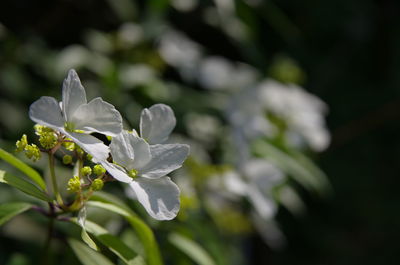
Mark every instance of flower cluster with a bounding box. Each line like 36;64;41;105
25;69;189;220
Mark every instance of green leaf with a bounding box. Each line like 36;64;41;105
0;147;46;191
0;170;52;202
252;140;329;194
78;206;99;251
71;218;142;265
68;238;115;265
0;202;32;226
168;233;216;265
87;198;163;265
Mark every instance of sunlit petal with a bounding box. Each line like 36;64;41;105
67;132;109;163
139;144;189;179
110;131;151;170
62;69;87;121
29;96;65;130
101;161;132;183
140;104;176;144
128;177;180;220
71;97;123;136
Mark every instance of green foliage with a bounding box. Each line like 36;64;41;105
168;233;216;265
253;139;330;195
72;218;144;265
0;147;46;190
0;202;32;226
87;195;163;265
0;170;52;202
68;238;114;265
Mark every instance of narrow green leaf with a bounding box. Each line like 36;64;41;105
0;170;52;202
68;238;114;265
78;206;99;251
71;218;141;265
168;233;216;265
253;140;328;194
87;199;163;265
0;147;46;191
0;202;32;226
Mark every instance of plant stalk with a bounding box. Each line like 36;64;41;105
48;153;63;206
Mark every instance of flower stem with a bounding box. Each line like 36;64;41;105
41;203;55;265
48;153;63;206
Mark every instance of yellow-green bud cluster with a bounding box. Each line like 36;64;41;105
128;169;138;178
34;124;53;135
91;179;104;191
81;166;92;176
62;138;75;151
15;134;28;152
16;134;41;162
39;132;58;149
86;154;93;161
93;165;106;176
25;144;41;162
67;176;81;192
63;155;73;164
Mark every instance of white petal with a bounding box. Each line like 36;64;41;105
139;144;189;179
101;161;132;183
29;96;65;130
129;177;180;220
71;97;123;136
140;104;176;144
62;69;87;121
247;185;277;220
110;131;151;170
66;131;109;163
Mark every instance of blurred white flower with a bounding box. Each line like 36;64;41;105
185;113;221;146
119;64;156;88
158;31;202;80
102;131;190;220
242;159;284;220
198;57;234;90
198;57;258;91
259;79;330;151
29;69;123;162
171;0;198;12
117;23;143;48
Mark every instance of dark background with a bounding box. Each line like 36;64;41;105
1;0;400;264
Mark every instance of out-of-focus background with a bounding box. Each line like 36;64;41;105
1;0;400;264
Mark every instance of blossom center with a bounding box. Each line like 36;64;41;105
128;168;138;178
64;121;75;131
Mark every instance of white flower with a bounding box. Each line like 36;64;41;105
139;104;176;144
258;79;330;151
102;131;189;220
29;69;123;162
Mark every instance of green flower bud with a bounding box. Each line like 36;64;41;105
25;144;41;162
81;166;92;176
67;176;81;192
93;165;106;176
62;139;75;151
91;179;104;191
63;155;73;164
75;146;84;156
128;169;138;178
15;134;28;152
39;132;58;149
86;154;93;161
